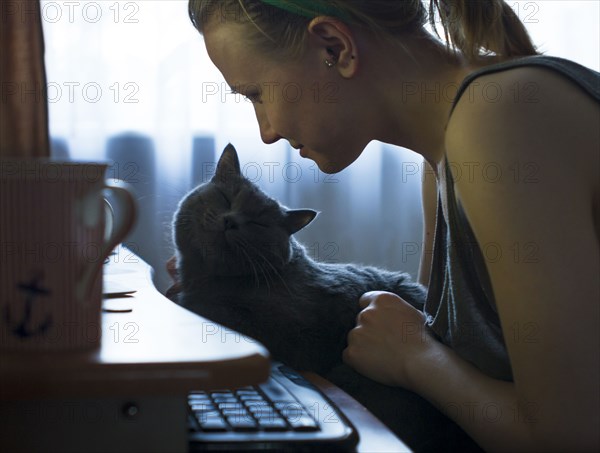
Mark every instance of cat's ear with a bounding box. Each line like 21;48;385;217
214;143;241;182
284;209;318;235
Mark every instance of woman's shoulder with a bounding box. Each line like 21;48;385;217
446;56;599;179
449;55;600;118
444;54;599;240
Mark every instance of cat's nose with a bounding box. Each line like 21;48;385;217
223;214;239;230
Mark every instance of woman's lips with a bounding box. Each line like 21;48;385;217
290;142;307;157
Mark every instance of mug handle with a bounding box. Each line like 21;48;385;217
76;180;137;303
103;197;115;243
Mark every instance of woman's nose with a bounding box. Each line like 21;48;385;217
260;127;281;144
255;111;281;144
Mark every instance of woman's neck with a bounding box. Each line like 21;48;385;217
363;32;483;170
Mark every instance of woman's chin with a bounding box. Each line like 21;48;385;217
300;139;368;173
298;147;345;174
316;153;358;174
318;161;346;174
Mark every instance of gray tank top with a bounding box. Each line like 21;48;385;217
423;55;600;382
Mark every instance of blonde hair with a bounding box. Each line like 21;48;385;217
189;0;537;62
430;0;537;60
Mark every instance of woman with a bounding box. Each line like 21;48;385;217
186;1;599;450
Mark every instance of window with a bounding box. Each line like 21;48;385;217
41;1;600;292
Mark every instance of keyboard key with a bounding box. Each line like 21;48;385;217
211;392;235;398
248;403;276;415
200;413;225;421
188;392;210;397
188;394;211;402
253;409;281;422
199;420;228;432
189;401;213;409
290;416;319;432
277;403;306;422
212;396;238;404
245;400;268;408
250;407;281;420
278;365;317;389
190;403;217;412
227;418;258;431
194;411;222;424
197;412;229;430
258;379;297;404
189;399;212;407
239;394;265;402
258;418;288;431
221;409;252;419
188;402;217;411
218;402;246;411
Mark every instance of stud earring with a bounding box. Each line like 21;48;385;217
325;58;337;68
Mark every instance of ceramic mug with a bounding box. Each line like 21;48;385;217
0;160;136;350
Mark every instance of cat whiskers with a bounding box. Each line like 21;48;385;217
248;243;295;300
230;236;271;294
239;238;271;294
231;236;263;290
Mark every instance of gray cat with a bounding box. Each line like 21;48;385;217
172;143;425;373
171;144;481;452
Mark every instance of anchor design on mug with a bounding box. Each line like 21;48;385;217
4;270;53;338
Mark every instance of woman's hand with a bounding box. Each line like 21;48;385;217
165;255;182;301
342;291;435;390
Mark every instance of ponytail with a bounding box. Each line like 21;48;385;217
430;0;538;61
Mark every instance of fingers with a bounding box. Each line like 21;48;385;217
341;343;354;366
358;291;400;309
166;255;178;280
165;282;182;302
342;326;364;365
345;292;429;388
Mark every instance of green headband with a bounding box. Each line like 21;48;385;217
259;0;351;20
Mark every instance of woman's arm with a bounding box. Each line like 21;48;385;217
445;66;599;450
344;292;537;451
345;67;599;451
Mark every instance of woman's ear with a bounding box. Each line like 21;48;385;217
307;17;359;78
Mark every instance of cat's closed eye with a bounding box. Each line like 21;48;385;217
248;220;268;228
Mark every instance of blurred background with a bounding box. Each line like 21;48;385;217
41;1;600;293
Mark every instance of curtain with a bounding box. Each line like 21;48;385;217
40;1;600;293
0;0;49;158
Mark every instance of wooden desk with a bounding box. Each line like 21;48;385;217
1;246;410;452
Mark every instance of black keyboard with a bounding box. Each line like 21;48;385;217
188;362;358;451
